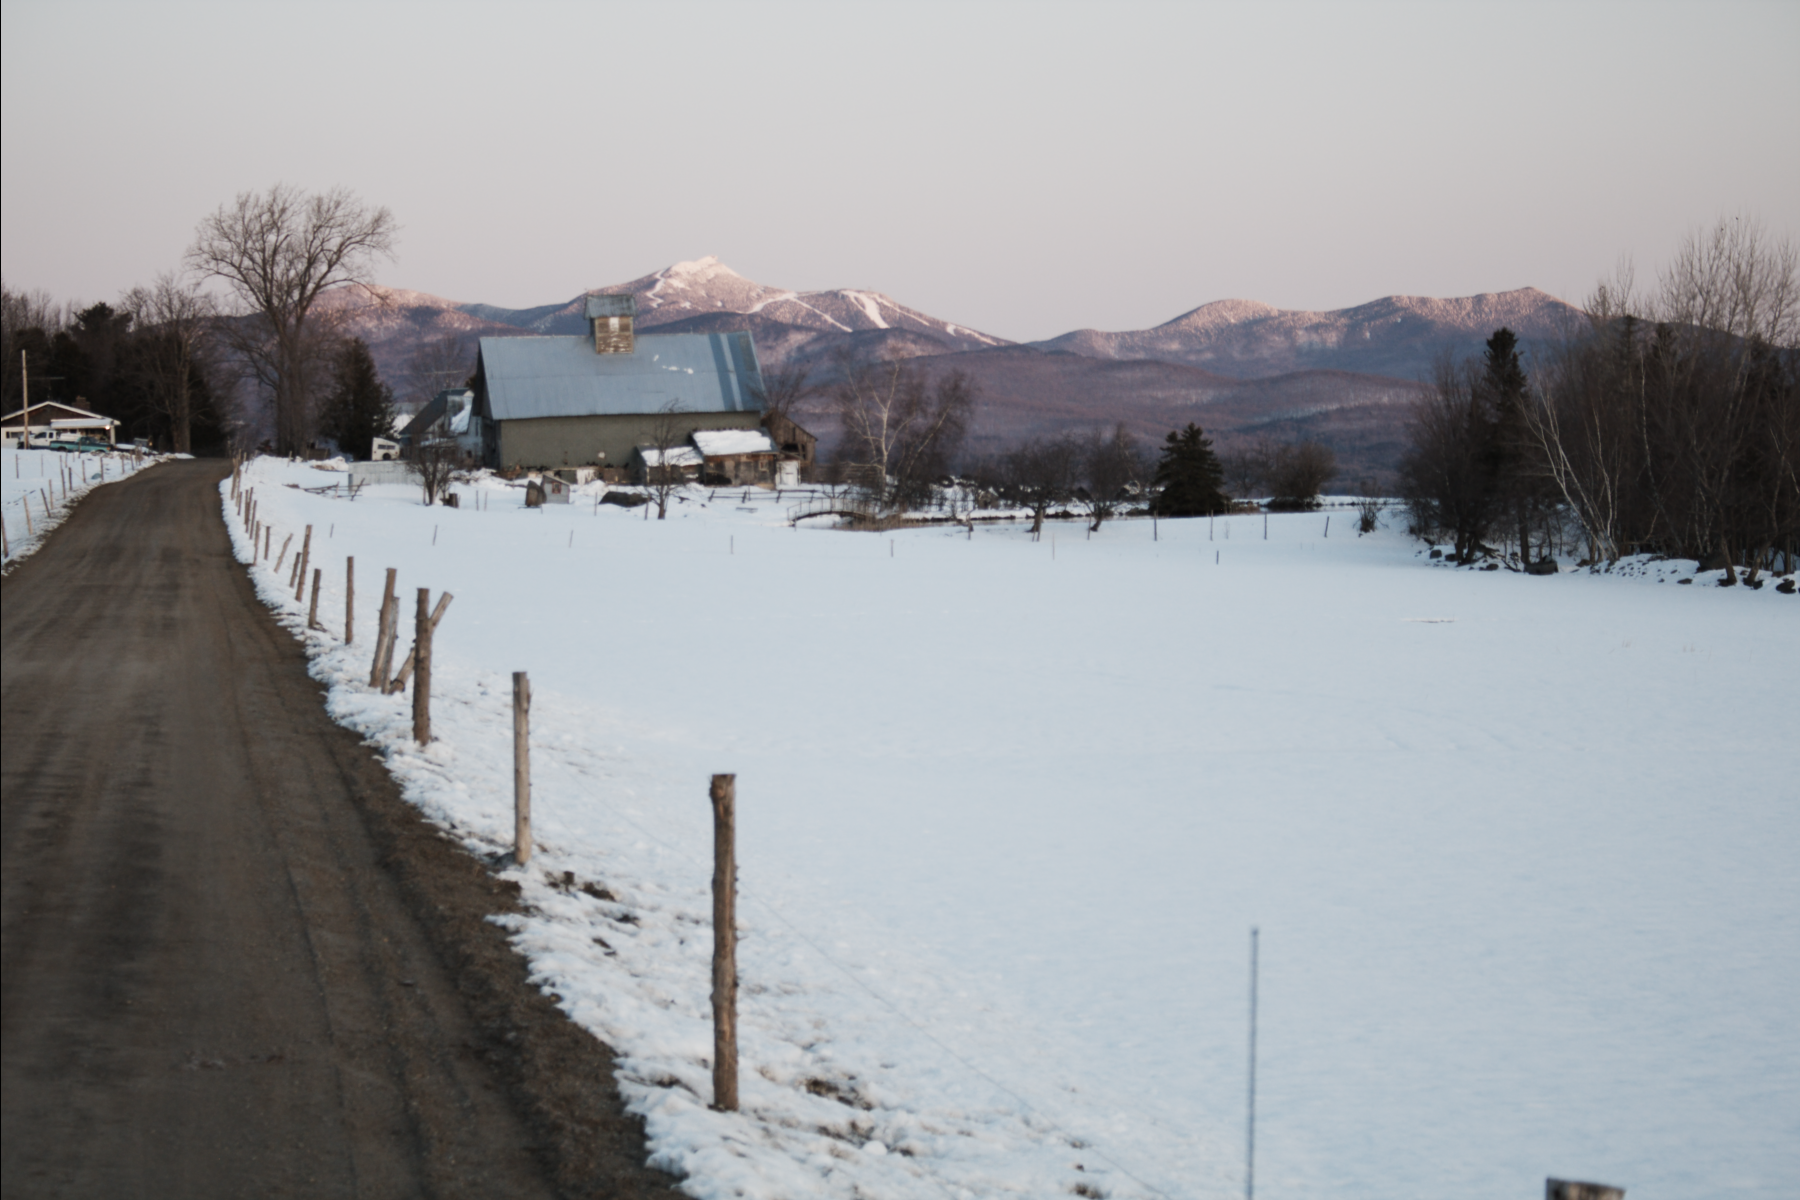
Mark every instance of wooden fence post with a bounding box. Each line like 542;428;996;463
386;593;451;695
370;568;397;688
345;557;355;644
513;673;531;865
710;773;739;1112
295;525;312;601
276;533;293;575
412;589;431;743
308;568;323;630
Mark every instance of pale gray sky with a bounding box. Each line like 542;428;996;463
3;0;1795;342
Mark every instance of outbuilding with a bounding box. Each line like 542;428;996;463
692;428;781;486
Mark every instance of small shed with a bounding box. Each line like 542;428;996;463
693;428;780;486
632;443;704;484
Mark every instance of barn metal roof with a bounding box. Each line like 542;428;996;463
478;332;765;422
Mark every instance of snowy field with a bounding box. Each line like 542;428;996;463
2;446;160;568
228;458;1797;1200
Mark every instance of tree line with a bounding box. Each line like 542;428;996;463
3;277;232;454
775;348;1339;533
1400;217;1798;582
4;184;429;458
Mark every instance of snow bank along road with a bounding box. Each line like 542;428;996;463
0;460;675;1198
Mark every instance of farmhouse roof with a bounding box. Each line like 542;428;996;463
2;401;117;428
479;331;765;422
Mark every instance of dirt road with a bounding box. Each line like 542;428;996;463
2;461;673;1198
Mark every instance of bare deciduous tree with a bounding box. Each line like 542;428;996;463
1217;445;1264;501
120;273;220;454
404;335;474;410
2;281;69;412
409;438;456;506
186;184;397;455
1400;354;1503;563
1264;439;1337;510
831;350;976;510
1521;216;1799;577
753;361;813;429
1075;424;1144;533
1002;433;1080;540
642;401;692;520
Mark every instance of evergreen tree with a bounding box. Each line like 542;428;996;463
318;337;395;459
1481;327;1544;562
1151;423;1230;516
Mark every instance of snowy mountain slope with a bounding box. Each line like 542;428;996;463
802;346;1428;483
460;257;1012;361
1033;288;1583;380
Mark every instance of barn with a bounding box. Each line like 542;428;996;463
470;295;774;471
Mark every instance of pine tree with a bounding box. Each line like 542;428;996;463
1151;423;1230;516
319;337;395;460
1482;327;1539;563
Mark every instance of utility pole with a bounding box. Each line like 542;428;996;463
1246;926;1260;1200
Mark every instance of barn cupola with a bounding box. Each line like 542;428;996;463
585;293;637;354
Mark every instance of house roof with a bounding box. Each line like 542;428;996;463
399;389;474;441
2;401;116;427
479;331;765;422
692;428;777;458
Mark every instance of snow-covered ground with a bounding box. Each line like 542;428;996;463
228;459;1798;1200
2;447;161;568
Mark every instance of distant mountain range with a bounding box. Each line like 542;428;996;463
321;257;1585;485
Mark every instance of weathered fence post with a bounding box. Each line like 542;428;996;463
295;525;312;601
308;568;323;630
276;533;294;575
412;589;431;743
386;593;451;695
345;557;355;644
513;672;531;865
710;772;739;1112
370;568;397;688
